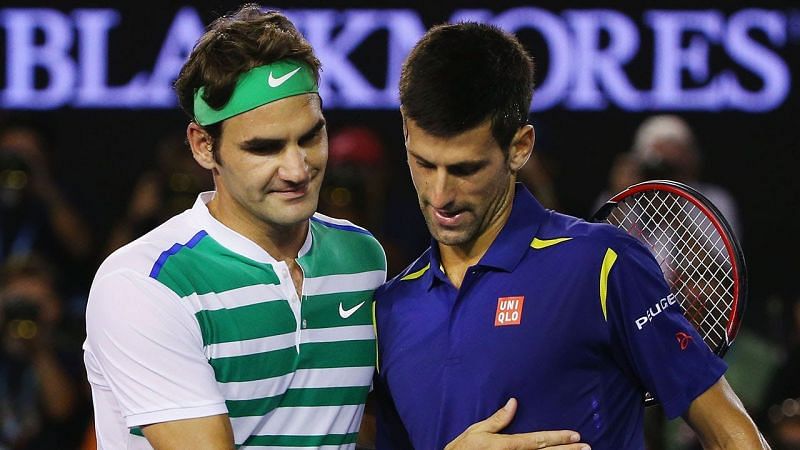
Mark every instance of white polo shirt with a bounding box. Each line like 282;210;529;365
84;192;386;449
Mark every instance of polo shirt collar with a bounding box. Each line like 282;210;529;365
425;183;548;287
479;184;548;271
189;191;313;264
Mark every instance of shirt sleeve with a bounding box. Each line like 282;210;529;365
605;240;727;419
85;268;227;427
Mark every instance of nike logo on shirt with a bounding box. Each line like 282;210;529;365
268;67;301;87
339;301;366;319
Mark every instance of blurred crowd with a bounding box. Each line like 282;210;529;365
0;113;796;450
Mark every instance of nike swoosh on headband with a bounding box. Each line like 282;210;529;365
268;67;302;88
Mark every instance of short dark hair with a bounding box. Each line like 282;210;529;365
399;22;534;152
174;4;320;161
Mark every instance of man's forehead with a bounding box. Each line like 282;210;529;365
223;94;324;138
405;119;498;160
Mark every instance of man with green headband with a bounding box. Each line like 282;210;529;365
83;6;386;449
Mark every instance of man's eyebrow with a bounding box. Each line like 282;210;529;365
239;118;326;150
407;149;487;170
240;136;284;151
406;148;429;164
299;118;326;141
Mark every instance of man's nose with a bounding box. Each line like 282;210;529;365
427;169;455;209
279;146;310;184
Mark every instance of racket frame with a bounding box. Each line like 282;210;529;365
593;179;748;357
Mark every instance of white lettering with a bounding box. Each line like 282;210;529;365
497;311;520;324
499;300;519;310
146;6;205;107
647;10;724;110
635;294;677;330
73;9;151;107
0;7;791;111
1;8;75;108
292;9;387;107
724;9;790;111
565;9;645;110
489;7;572;111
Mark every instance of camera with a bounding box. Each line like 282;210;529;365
640;157;681;181
0;149;32;208
1;295;40;341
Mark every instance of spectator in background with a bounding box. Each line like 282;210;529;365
317;125;411;276
103;132;213;256
597;116;770;450
517;154;561;211
0;255;90;449
631;114;742;239
764;295;800;449
318;125;387;232
0;120;94;292
594;115;742;241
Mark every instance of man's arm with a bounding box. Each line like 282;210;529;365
683;376;771;449
446;399;590;450
86;271;229;446
141;414;235;450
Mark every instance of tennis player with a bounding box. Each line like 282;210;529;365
82;6;387;449
373;22;770;449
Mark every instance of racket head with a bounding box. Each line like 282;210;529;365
593;180;747;355
592;180;747;405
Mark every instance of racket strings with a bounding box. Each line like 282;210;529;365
605;191;734;352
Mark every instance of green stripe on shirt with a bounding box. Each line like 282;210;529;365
243;432;359;447
227;386;370;417
300;221;385;277
154;235;279;297
196;299;296;345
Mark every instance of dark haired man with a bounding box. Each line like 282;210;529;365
83;6;386;449
374;22;769;449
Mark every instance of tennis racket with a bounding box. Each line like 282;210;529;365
591;180;746;405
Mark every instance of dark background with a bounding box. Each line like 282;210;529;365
2;0;798;339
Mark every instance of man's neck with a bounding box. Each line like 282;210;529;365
438;188;514;289
207;197;308;262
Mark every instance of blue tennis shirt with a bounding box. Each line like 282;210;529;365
374;184;726;450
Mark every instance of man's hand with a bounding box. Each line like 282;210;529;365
445;398;590;450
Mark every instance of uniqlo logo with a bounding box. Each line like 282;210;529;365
495;296;525;326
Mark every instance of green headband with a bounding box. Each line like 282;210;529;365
193;60;318;126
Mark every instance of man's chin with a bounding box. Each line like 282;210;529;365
429;226;472;247
263;202;317;228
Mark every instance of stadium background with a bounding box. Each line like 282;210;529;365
3;0;798;332
0;1;798;447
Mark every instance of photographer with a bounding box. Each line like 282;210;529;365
593;115;742;241
102;131;213;256
631;114;742;239
0;120;94;292
0;256;89;450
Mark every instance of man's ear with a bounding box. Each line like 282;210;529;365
400;109;409;141
187;122;217;170
508;124;535;173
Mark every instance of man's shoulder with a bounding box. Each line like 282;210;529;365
95;210;202;281
536;210;637;252
311;213;378;239
376;249;431;302
310;213;385;253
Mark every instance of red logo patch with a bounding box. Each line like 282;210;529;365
495;296;525;326
675;331;693;350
